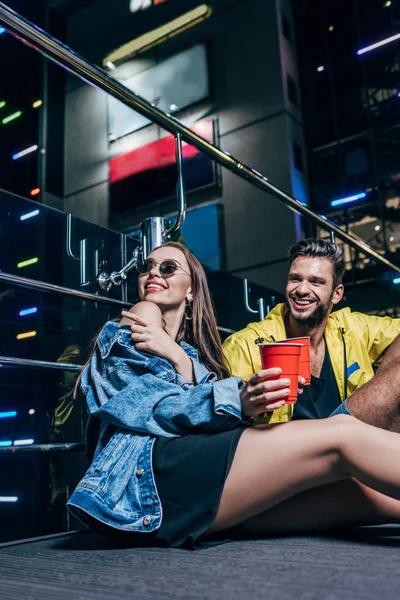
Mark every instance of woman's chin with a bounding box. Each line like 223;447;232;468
142;295;163;304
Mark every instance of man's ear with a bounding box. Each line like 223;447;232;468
332;284;344;305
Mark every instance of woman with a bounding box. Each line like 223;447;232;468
68;242;400;548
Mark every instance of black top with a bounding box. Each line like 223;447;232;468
292;343;341;420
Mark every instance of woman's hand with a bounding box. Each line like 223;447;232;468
240;369;292;417
121;311;180;363
240;370;306;417
121;310;194;381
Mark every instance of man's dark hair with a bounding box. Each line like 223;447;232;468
288;238;345;288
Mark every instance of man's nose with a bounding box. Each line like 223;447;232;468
296;280;310;295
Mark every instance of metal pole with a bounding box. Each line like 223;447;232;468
168;133;186;238
0;356;81;371
0;443;84;454
141;217;171;259
0;3;398;273
0;269;128;307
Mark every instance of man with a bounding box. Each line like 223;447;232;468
223;238;400;431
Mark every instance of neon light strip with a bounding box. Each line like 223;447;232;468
393;278;400;284
16;331;37;340
0;28;5;34
0;101;5;109
17;257;39;268
0;441;12;447
331;192;366;207
104;5;211;65
32;100;42;108
0;411;17;419
13;145;38;160
14;439;34;446
20;209;40;220
0;497;18;502
2;111;22;124
19;307;38;316
357;32;400;55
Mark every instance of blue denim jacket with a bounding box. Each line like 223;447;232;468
68;321;246;534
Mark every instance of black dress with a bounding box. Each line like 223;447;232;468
151;426;246;548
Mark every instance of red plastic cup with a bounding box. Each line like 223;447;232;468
258;343;302;404
277;337;311;386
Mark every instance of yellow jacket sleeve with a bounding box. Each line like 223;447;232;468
351;312;400;365
223;334;260;382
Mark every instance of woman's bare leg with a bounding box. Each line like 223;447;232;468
207;415;400;534
223;479;400;539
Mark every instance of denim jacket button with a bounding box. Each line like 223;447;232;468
143;516;152;527
136;467;145;477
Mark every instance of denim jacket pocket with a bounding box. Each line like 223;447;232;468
146;356;176;382
153;363;175;382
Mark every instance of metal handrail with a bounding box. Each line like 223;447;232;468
0;3;399;275
0;443;84;454
0;270;128;307
0;356;80;371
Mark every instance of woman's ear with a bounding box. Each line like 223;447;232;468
186;285;193;303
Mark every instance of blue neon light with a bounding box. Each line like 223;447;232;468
0;440;12;447
0;28;5;35
0;411;17;419
12;145;38;160
331;192;366;207
393;278;400;284
20;209;40;221
0;497;18;502
19;307;38;316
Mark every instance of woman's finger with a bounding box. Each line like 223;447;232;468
134;341;147;350
253;388;290;405
132;332;146;341
263;400;286;412
246;369;281;386
130;323;147;334
120;311;136;323
121;311;149;326
251;378;291;395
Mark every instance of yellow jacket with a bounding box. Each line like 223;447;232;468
223;303;400;424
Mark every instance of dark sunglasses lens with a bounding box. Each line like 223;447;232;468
137;259;154;273
160;261;178;276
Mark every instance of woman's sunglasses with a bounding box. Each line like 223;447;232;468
137;258;191;279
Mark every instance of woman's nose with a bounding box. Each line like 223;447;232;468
149;264;162;278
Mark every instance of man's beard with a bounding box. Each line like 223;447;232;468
286;293;333;327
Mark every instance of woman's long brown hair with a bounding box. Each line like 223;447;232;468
164;242;231;380
74;241;230;397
